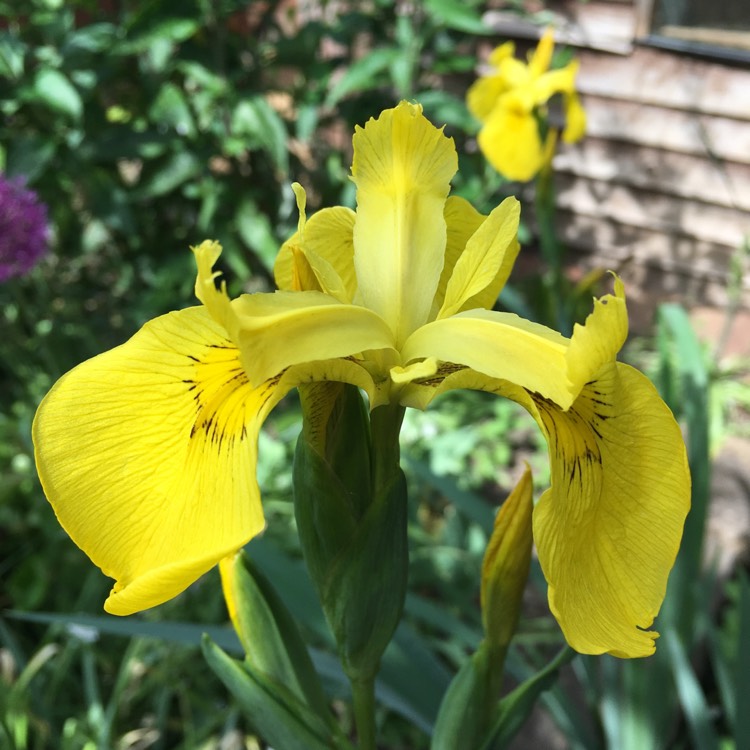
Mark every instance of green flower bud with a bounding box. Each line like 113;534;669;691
294;384;408;681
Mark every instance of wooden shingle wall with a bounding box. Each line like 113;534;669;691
485;1;750;322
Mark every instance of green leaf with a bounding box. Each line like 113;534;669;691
119;18;199;54
424;0;488;34
231;96;289;176
657;304;711;643
149;82;196;137
5;610;242;652
734;571;750;748
226;551;331;719
325;47;401;107
202;636;337;750
133;151;201;199
0;31;25;80
32;68;82;121
416;90;476;133
432;645;498;750
5;135;56;182
488;647;575;748
663;628;719;750
62;23;118;56
235;198;280;273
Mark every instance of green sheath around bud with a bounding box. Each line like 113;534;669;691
219;550;330;718
294;384;408;682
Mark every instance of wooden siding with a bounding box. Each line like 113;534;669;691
484;1;750;317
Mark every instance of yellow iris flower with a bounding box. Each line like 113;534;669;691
467;28;587;181
33;101;688;658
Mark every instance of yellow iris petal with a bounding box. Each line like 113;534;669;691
400;310;571;407
351;101;457;346
33;304;383;616
497;57;531;88
488;41;515;68
432;196;487;318
563;89;587;143
438;196;520;318
531;363;690;657
276;205;357;301
404;279;629;411
477;107;543;182
193;240;239;339
531;65;578;106
528;28;555;77
467;74;509;123
232;291;396;387
397;361;689;658
33;307;269;615
566;276;628;398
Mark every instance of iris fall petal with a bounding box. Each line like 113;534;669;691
33;307;269;615
531;362;690;656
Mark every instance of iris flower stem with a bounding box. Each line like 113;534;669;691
369;403;405;495
534;137;572;336
351;677;377;750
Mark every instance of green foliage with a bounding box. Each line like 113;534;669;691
2;1;744;748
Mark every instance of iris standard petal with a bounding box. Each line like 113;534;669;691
33;307;269;615
351;101;457;346
431;196;487;318
477;106;543;182
438;196;520;318
275;206;357;301
528;28;555;77
496;56;532;88
232;290;397;387
531;362;690;657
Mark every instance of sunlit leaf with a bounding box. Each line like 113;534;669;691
32;68;82;121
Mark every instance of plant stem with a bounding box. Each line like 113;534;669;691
369;402;405;497
351;677;377;750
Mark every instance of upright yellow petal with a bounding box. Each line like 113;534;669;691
488;41;515;67
528;27;555;78
496;56;532;88
531;363;690;656
431;196;487;318
275;206;357;301
351;101;457;346
438;196;520;318
33;307;270;615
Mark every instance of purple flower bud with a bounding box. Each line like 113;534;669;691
0;174;51;282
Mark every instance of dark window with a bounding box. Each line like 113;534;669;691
650;0;750;54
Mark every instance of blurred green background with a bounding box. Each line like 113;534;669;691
2;1;750;748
